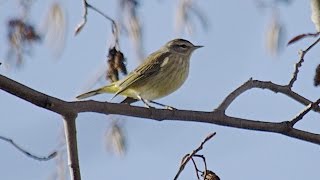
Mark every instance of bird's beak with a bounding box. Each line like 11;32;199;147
193;45;203;49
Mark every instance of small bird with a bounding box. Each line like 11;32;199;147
76;38;202;108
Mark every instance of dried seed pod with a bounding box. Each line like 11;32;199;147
114;50;127;75
106;47;127;82
202;170;220;180
314;64;320;86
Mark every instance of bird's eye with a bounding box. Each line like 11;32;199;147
179;44;188;48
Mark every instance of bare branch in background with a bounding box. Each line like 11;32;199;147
290;98;320;126
254;0;292;9
174;132;217;180
288;37;320;88
175;0;208;35
75;0;120;48
0;135;57;161
74;0;126;93
190;157;201;180
74;0;88;35
287;32;319;45
48;127;68;180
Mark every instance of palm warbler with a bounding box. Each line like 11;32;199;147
76;38;202;107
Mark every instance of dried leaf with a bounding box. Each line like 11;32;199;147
41;2;67;58
105;121;127;156
202;170;220;180
314;64;320;86
265;14;285;56
6;18;41;67
311;0;320;32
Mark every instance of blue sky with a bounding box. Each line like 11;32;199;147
1;0;320;180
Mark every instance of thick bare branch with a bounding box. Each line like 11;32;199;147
1;74;320;145
63;115;81;180
216;78;320;114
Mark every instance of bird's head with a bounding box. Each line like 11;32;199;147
165;38;203;55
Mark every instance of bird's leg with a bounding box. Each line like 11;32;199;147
123;96;175;110
149;101;176;110
137;95;154;108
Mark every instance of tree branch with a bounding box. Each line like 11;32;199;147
0;135;57;161
288;36;320;88
290;98;320;126
216;78;320;114
174;132;216;180
63;114;81;180
75;0;119;47
1;74;320;145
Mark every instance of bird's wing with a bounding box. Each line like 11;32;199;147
111;51;171;99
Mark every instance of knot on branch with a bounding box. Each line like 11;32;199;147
43;96;53;109
282;121;294;133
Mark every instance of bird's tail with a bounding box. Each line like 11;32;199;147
76;84;118;100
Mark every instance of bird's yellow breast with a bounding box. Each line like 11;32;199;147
127;57;190;100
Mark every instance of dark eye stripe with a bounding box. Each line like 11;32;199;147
180;44;188;48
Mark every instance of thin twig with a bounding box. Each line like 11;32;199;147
74;0;119;46
190;157;201;180
173;132;216;180
74;0;88;35
290;98;320;126
86;3;117;33
288;37;320;88
193;154;207;172
0;135;57;161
